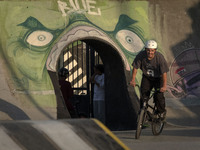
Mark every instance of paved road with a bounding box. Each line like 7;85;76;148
114;124;200;150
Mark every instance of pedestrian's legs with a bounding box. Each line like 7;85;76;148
98;101;105;124
93;100;105;124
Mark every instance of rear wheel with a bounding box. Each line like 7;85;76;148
135;109;146;139
152;113;165;135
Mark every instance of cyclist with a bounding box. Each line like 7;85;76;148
130;40;169;120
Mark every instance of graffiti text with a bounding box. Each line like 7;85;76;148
58;0;101;16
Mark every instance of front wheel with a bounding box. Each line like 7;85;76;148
151;114;165;135
135;109;146;139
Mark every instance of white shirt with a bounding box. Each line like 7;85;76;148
93;74;105;101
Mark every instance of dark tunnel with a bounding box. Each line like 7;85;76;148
84;39;139;130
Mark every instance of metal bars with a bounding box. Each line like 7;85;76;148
60;41;102;96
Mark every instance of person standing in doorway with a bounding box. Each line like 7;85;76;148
90;64;105;124
58;67;77;118
130;40;169;120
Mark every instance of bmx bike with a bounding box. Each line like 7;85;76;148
135;85;165;139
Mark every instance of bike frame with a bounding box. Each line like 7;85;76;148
135;86;165;139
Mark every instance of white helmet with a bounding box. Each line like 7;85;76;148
145;40;157;49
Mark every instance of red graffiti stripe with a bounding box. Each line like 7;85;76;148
175;67;185;74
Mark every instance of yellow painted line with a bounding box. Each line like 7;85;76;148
92;119;130;150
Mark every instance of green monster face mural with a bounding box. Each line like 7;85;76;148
8;17;63;89
0;0;149;106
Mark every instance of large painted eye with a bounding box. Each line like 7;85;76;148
26;30;53;46
116;30;144;53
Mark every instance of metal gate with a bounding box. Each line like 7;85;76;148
58;41;102;117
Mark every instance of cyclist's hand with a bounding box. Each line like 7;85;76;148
160;86;167;92
130;80;136;87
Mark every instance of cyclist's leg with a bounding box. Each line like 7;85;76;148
153;78;166;119
155;93;166;112
140;75;153;107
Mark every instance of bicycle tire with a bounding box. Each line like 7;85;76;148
151;114;165;135
135;109;146;139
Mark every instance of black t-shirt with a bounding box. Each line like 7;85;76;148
132;50;169;78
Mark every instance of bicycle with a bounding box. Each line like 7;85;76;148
135;85;165;139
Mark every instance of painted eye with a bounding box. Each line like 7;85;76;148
26;30;53;46
116;30;144;53
126;36;133;44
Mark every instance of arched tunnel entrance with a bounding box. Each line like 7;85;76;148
84;40;139;130
48;39;139;130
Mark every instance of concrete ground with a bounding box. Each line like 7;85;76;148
114;97;200;150
166;97;200;127
114;125;200;150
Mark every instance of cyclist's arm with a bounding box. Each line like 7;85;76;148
130;68;137;87
160;72;167;92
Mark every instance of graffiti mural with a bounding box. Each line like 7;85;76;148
0;0;149;118
168;49;200;98
0;0;199;127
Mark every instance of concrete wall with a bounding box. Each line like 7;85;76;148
148;0;200;126
0;0;200;128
